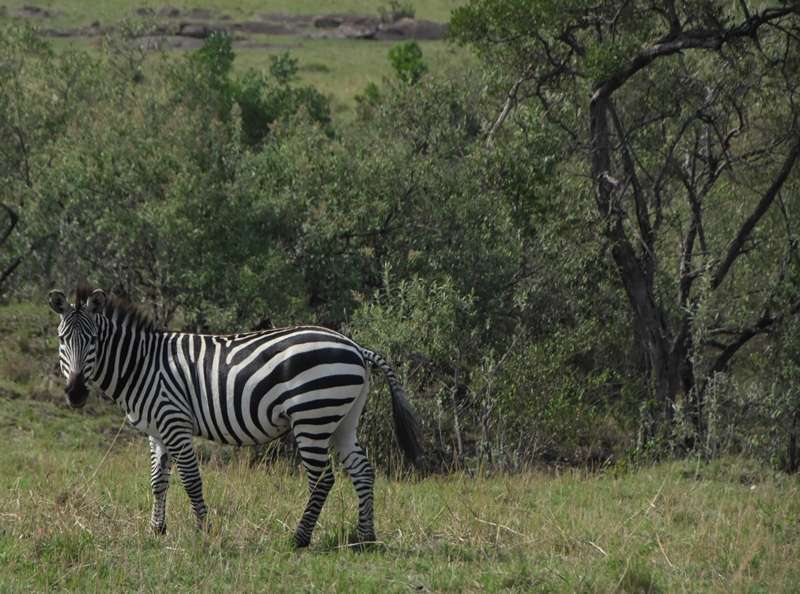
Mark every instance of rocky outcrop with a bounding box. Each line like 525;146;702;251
375;17;447;41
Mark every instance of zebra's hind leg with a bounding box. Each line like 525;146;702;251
148;436;171;534
293;437;335;548
335;443;376;543
332;385;376;544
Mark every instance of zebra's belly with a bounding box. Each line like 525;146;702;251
192;406;290;446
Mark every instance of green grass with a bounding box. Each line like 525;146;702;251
1;301;799;592
233;37;473;116
0;0;463;28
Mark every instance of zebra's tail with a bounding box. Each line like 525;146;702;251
361;348;423;465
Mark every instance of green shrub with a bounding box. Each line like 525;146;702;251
388;41;428;84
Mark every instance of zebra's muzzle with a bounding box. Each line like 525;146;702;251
65;371;89;408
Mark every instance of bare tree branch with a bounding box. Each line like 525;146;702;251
608;100;654;261
0;257;21;291
486;65;533;145
592;7;798;102
710;135;800;290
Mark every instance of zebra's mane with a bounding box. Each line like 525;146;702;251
74;284;161;332
73;282;94;312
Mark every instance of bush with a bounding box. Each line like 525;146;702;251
388;41;428;84
347;273;479;470
179;35;331;148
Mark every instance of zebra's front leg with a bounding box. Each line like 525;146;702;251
165;434;209;531
148;436;171;534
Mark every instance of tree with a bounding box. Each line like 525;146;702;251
451;1;800;442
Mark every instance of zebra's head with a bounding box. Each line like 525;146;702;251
48;288;107;409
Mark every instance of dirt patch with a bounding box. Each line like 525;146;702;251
176;21;228;38
375;17;447;41
136;34;205;50
257;13;315;26
16;4;54;18
157;5;180;18
312;15;342;29
228;21;295;35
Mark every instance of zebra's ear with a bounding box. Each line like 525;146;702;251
48;290;69;315
86;289;107;315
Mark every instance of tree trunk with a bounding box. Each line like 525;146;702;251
592;93;680;438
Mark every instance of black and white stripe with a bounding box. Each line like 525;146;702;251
48;287;421;547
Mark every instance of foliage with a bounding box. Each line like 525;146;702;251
0;25;98;296
388;41;428;84
354;81;382;117
451;0;800;454
180;33;331;147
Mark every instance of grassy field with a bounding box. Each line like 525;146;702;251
1;303;799;592
2;0;473;117
233;37;471;116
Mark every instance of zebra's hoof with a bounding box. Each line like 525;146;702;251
152;523;167;535
357;531;376;544
350;541;377;553
294;534;311;549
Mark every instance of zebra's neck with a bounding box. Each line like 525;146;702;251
93;311;164;408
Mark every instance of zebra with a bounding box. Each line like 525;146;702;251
48;285;421;547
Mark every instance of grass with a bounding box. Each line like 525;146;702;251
1;305;800;592
233;37;473;116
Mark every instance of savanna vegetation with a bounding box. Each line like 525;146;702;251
1;0;800;590
1;303;799;591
